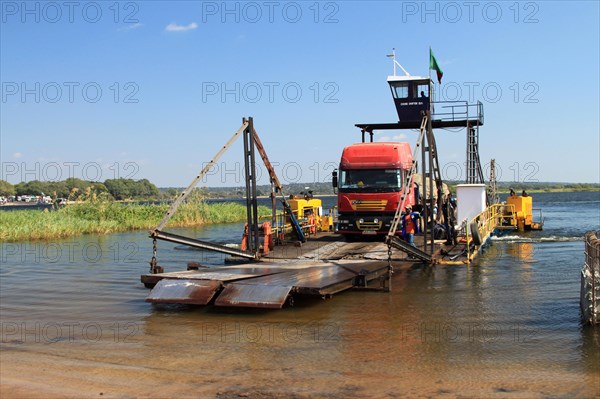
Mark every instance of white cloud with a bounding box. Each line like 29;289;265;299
165;22;198;32
118;23;143;32
376;133;407;142
441;58;457;66
13;152;23;158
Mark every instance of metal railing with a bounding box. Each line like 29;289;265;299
532;208;544;226
431;100;484;125
465;204;515;261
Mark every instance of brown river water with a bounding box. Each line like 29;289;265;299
1;192;599;398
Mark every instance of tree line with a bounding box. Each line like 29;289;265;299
0;178;160;201
1;178;598;201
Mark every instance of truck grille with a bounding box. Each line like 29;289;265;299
356;221;383;230
351;200;387;211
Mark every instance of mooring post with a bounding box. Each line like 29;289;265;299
582;231;600;325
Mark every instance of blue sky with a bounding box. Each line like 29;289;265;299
1;1;599;187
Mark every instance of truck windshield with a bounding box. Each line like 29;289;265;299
339;169;402;192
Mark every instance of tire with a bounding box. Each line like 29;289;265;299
470;221;482;246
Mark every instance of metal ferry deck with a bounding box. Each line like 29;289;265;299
141;50;543;309
143;233;438;308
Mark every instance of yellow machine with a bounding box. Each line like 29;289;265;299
506;194;543;231
284;197;333;236
288;197;321;219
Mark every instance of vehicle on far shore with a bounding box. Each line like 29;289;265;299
0;194;56;207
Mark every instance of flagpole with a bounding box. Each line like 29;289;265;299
428;46;433;107
428;46;431;81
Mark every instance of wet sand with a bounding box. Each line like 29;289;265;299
1;344;598;398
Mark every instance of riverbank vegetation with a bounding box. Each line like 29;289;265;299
2;178;598;201
1;178;162;201
0;198;270;242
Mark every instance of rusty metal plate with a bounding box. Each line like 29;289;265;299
172;272;268;281
151;267;287;282
146;279;222;305
214;284;292;309
233;266;353;289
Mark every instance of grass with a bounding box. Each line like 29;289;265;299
0;200;270;242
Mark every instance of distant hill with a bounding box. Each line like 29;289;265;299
160;181;599;199
160;182;336;199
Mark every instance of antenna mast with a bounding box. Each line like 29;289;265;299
386;48;411;77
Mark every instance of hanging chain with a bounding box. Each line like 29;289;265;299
149;238;158;273
387;243;394;291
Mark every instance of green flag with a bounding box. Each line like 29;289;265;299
429;47;443;84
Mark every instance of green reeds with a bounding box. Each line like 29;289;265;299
0;201;270;242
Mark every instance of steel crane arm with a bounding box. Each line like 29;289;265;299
251;127;282;192
152;121;249;234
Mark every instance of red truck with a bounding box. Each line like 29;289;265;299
333;142;415;238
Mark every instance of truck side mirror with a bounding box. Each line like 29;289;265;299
332;170;338;188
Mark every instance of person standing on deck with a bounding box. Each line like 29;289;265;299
442;192;457;245
402;205;420;247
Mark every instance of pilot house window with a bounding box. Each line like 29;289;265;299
392;84;409;99
415;84;429;98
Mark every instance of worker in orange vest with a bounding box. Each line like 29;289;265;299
401;204;421;247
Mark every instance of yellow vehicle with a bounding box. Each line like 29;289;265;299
506;193;543;231
277;195;334;240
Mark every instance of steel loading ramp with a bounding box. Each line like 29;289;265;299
387;236;432;263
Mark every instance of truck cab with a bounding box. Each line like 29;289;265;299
334;142;415;237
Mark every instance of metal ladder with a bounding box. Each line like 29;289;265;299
387;114;428;238
488;159;499;205
386;112;446;263
466;125;484;184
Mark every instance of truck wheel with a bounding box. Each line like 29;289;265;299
470;222;482;246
